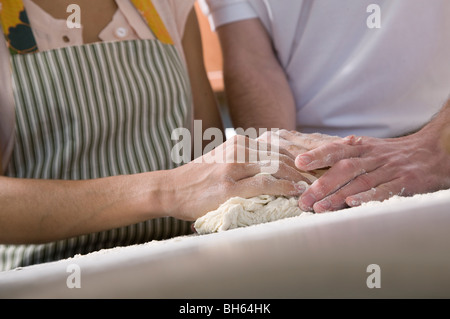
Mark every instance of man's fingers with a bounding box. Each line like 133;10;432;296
311;166;392;213
295;141;362;171
299;157;378;211
345;179;409;207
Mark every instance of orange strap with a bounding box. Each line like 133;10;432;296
130;0;173;45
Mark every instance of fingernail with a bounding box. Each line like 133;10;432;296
315;199;331;212
294;183;307;194
344;135;355;143
300;193;316;211
346;196;361;207
296;155;311;167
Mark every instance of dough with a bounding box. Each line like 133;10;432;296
194;175;316;235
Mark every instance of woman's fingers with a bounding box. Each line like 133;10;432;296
270;156;313;184
258;130;342;159
220;153;310;185
277;130;341;148
181;133;319;221
256;131;299;160
236;174;306;199
295;138;364;171
204;134;282;164
200;134;310;182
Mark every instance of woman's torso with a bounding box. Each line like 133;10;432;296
0;0;195;271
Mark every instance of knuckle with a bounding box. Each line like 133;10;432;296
337;158;359;172
277;153;293;164
277;129;289;137
354;173;373;190
222;179;236;193
273;162;290;177
230;134;247;146
225;143;246;162
310;132;327;140
221;163;240;180
376;153;390;163
257;131;270;141
227;135;239;145
286;144;297;153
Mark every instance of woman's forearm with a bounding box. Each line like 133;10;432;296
0;136;308;245
0;171;169;245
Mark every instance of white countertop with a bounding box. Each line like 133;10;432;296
1;189;450;298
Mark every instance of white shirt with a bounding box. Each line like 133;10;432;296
0;0;194;171
200;0;450;138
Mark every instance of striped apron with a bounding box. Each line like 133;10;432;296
0;1;194;271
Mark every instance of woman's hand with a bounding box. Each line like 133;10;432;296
166;135;309;221
257;129;341;159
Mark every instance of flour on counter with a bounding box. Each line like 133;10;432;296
194;181;313;235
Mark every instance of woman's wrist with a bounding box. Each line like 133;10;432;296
135;169;180;220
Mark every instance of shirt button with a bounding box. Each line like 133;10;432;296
115;27;128;38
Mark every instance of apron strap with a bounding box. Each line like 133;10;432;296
130;0;174;45
0;0;38;55
0;0;173;55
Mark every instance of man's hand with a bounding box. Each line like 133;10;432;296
295;130;450;213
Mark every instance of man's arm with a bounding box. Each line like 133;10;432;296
216;19;296;132
295;100;450;213
183;8;224;148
